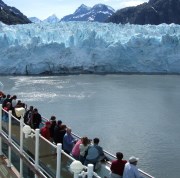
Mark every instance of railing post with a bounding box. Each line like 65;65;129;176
7;110;12;167
35;129;40;178
20;115;24;178
87;164;94;178
56;143;62;178
0;104;2;155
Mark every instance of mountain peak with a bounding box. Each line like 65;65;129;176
50;14;58;17
92;3;115;12
29;17;41;23
74;4;91;15
43;14;59;23
79;4;89;9
61;3;115;22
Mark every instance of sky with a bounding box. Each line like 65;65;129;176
3;0;148;20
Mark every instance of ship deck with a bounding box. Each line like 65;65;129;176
0;155;19;178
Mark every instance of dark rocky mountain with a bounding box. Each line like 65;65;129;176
107;0;180;25
61;4;115;22
0;0;31;25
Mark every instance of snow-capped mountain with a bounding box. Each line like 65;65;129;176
74;4;91;15
43;14;59;23
61;4;115;22
0;0;31;25
0;21;180;75
29;17;42;23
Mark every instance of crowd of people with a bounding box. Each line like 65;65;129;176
0;91;144;178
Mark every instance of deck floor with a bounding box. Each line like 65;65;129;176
0;155;19;178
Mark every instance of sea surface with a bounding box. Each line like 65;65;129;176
1;75;180;178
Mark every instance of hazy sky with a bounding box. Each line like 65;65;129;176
3;0;148;20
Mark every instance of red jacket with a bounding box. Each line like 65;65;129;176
41;126;51;140
110;159;127;176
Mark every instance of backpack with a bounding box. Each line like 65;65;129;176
86;146;100;161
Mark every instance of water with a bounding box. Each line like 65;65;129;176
1;75;180;178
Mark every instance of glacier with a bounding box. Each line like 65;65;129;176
0;21;180;74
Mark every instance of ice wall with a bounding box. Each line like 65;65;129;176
0;21;180;74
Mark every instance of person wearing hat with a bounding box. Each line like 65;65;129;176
123;156;144;178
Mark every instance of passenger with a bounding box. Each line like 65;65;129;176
15;100;23;108
54;122;66;145
63;127;76;154
49;115;57;140
84;137;105;170
79;137;90;164
24;106;34;125
123;156;144;178
0;92;6;104
110;152;127;178
2;94;11;108
11;95;17;108
53;120;62;144
31;108;42;129
40;121;51;140
71;137;83;160
21;102;27;109
0;91;4;97
2;102;11;122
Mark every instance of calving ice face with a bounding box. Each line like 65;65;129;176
0;22;180;74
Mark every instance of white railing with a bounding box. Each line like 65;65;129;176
0;103;155;178
0;104;98;178
41;116;155;178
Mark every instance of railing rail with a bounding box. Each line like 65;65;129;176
0;105;155;178
41;116;155;178
0;105;105;178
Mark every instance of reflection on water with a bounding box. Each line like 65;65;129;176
1;75;180;178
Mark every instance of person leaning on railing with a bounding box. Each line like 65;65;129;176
110;152;127;178
84;137;105;170
31;108;42;129
79;137;90;164
63;127;77;154
49;115;57;141
123;156;144;178
24;106;34;125
2;102;11;122
40;121;51;140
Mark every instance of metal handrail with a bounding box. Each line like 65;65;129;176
0;131;47;178
41;116;155;178
1;108;155;178
1;109;99;177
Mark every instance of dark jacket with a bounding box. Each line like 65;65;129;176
32;113;42;129
53;125;66;145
